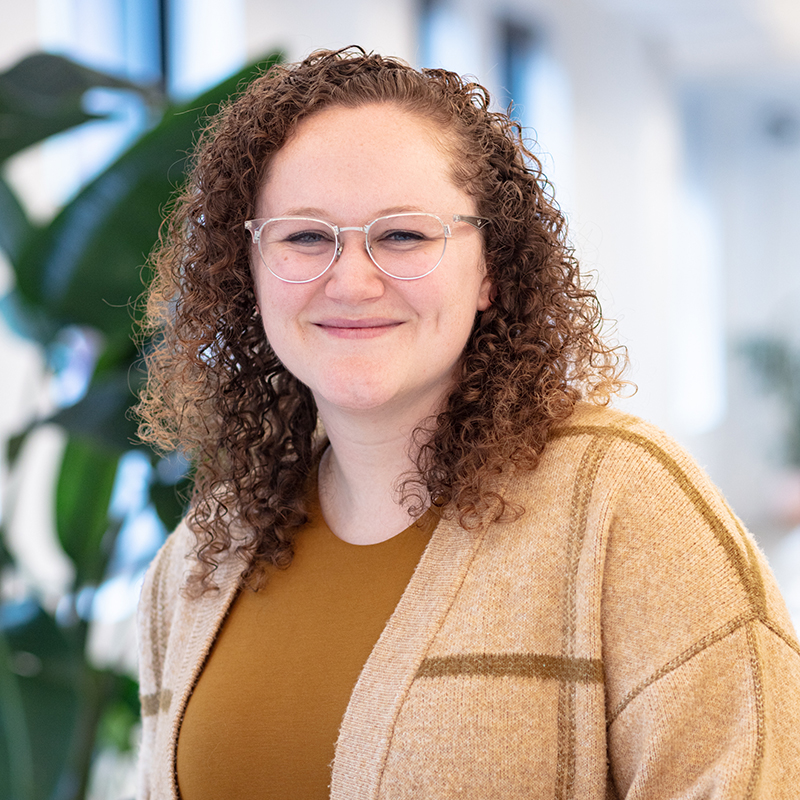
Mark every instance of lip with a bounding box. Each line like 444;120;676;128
314;317;403;339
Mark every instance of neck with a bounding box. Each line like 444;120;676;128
314;395;441;545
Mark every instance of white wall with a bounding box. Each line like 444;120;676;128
242;0;417;64
554;3;684;430
680;80;800;539
0;4;40;70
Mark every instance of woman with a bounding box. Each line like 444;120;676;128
136;48;800;798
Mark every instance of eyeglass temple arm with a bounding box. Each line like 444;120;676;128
244;219;260;242
453;214;490;230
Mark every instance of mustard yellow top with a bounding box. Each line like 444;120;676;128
176;498;436;799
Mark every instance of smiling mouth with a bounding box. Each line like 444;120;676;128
314;319;403;339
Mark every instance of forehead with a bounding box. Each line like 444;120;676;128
256;104;470;219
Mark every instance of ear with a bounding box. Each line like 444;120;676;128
477;274;493;311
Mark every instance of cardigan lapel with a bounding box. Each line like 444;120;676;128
330;513;489;799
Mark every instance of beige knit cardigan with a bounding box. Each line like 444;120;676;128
136;404;800;799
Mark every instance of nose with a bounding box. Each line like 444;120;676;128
323;230;386;303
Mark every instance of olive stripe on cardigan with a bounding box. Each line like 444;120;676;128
141;689;173;717
142;534;176;714
558;432;612;800
744;621;766;800
762;617;800;656
416;653;603;682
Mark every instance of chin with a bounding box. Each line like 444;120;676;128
315;387;397;413
308;365;402;412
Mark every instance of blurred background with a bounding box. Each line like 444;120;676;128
1;0;799;797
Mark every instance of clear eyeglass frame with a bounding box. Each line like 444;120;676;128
243;212;490;284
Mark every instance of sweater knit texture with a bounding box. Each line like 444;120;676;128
136;404;800;799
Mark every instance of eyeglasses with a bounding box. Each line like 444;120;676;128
244;212;490;283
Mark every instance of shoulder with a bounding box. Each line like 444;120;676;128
499;402;798;652
539;402;723;508
548;401;690;461
544;404;799;697
491;403;723;547
499;402;713;513
536;402;755;579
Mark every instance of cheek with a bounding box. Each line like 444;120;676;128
254;270;304;316
259;302;296;349
251;264;266;313
252;278;289;345
431;296;481;354
431;268;491;328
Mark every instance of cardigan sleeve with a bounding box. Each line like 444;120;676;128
598;425;800;798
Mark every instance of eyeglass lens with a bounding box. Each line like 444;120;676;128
257;214;447;282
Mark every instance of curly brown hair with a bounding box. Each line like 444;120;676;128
137;46;626;592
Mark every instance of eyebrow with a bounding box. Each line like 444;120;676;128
278;205;427;220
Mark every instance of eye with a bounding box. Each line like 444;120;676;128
284;229;335;246
369;215;445;252
373;227;433;252
381;228;427;242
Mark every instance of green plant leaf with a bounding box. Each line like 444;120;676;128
0;51;284;797
0;525;15;568
6;425;30;468
11;52;282;342
1;603;137;800
0;625;35;800
95;674;140;752
0;174;33;261
0;604;82;800
55;437;120;585
0;52;157;162
150;475;192;531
